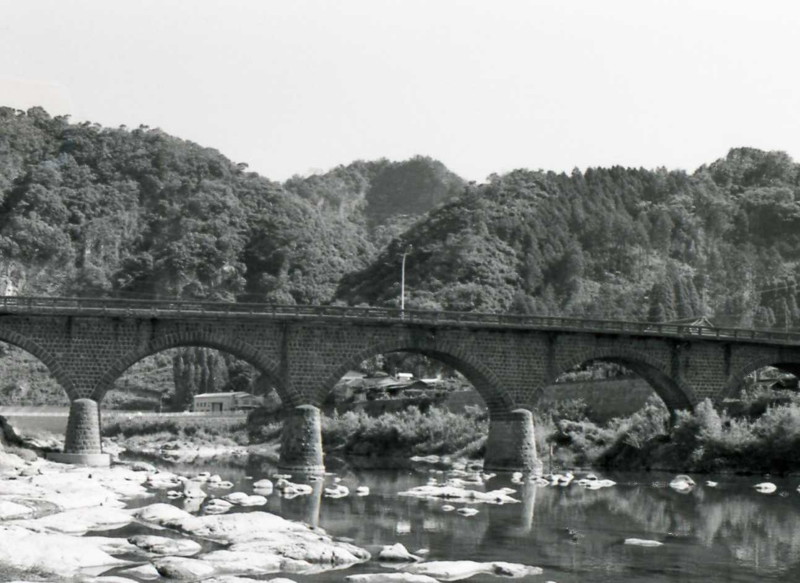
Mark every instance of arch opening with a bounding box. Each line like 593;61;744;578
0;339;70;446
325;349;489;417
722;361;800;415
318;343;515;417
548;354;694;418
91;334;284;404
0;340;69;407
101;346;282;412
319;348;492;460
99;345;285;454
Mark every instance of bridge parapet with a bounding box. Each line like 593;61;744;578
4;296;800;346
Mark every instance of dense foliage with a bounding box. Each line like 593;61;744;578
5;106;800;330
339;150;800;328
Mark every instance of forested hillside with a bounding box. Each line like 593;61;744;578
338;149;800;328
3;106;800;330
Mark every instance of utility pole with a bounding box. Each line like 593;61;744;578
401;244;413;312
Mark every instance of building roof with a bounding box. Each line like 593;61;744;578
193;392;253;399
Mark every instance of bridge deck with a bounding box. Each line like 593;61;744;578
3;296;800;346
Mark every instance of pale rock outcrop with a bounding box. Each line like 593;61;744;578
0;525;130;577
404;560;543;580
377;543;422;562
10;505;132;534
398;485;518;505
118;563;161;580
127;534;203;556
624;538;664;547
348;574;440;583
0;499;35;520
153;556;218;580
132;503;370;574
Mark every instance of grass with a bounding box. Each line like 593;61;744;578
102;415;249;447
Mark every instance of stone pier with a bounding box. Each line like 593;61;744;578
278;404;325;474
484;409;542;475
47;398;111;467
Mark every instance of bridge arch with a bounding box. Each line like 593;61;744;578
315;340;516;415
547;347;697;412
0;328;77;400
720;353;800;401
91;331;288;404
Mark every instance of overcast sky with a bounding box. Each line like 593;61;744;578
2;0;799;182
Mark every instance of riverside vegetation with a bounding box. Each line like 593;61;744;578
99;386;800;475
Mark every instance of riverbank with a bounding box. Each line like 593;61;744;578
96;387;800;475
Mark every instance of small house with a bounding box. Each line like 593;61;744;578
192;391;263;413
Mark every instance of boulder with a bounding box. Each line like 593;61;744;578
153;556;217;580
127;534;202;556
377;543;422;563
117;563;161;581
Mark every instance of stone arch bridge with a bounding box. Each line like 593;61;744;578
3;296;800;473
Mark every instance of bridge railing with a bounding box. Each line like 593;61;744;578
4;295;800;345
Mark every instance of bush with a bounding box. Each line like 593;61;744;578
321;406;488;458
102;415;248;446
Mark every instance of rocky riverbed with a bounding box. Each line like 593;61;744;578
0;444;543;583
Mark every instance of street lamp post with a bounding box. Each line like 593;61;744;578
401;244;413;312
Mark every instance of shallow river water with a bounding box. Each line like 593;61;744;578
112;454;800;583
6;412;800;582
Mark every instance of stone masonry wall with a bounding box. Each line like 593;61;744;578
2;313;800;415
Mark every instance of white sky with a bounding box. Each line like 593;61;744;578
2;0;799;182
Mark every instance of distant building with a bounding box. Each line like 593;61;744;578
192;391;263;413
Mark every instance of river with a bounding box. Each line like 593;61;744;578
5;412;800;582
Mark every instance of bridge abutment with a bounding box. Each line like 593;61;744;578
484;408;543;475
278;404;325;474
47;398;110;467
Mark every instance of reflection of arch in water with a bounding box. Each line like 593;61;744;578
721;355;800;401
0;330;74;401
90;331;286;404
547;348;697;411
316;341;508;415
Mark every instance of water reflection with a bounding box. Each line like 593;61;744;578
134;455;800;582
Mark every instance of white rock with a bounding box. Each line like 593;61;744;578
224;491;251;504
377;543;422;562
624;538;664;547
253;479;274;493
128;534;202;556
118;563;161;580
0;499;34;520
348;574;440;583
668;475;695;492
205;499;234;514
132;503;371;572
356;486;370;496
183;480;207;499
754;482;777;494
0;525;129;577
153;556;217;579
405;560;543;580
10;505;132;535
239;494;268;507
456;507;479;517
